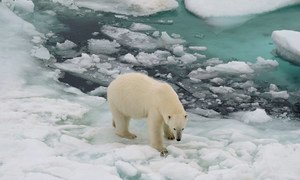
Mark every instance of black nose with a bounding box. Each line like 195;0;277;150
176;139;181;141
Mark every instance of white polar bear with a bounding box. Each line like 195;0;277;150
107;72;188;155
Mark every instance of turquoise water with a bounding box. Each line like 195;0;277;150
131;2;300;89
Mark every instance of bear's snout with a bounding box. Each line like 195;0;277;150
176;138;181;141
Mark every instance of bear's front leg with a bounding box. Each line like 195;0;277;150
147;113;168;155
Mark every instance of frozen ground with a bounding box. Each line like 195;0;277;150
1;1;300;180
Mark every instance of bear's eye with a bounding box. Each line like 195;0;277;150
184;115;187;118
173;128;176;130
182;128;184;130
168;116;171;119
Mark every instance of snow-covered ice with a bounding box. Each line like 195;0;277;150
75;0;178;16
101;25;161;50
130;23;154;31
272;30;300;65
206;61;254;75
88;39;120;55
185;0;300;26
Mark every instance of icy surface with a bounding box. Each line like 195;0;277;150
130;23;154;31
272;30;300;65
75;0;178;16
184;0;300;26
88;39;120;55
101;25;161;50
185;0;300;17
207;61;254;75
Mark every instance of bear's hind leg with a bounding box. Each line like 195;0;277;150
163;123;175;140
111;106;136;139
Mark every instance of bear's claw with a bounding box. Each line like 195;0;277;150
160;148;168;157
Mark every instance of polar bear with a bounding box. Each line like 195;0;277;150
107;72;187;155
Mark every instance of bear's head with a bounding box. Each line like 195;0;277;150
165;113;188;141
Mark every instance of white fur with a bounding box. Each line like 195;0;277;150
107;73;187;152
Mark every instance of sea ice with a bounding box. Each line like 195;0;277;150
31;46;51;60
272;30;300;65
130;23;154;31
232;108;272;123
56;40;77;50
74;0;178;16
88;39;120;55
101;25;161;50
184;0;299;17
184;0;300;26
206;61;254;75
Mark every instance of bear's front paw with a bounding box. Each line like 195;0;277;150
165;132;175;140
160;148;168;157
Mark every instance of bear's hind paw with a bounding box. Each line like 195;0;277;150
117;132;137;139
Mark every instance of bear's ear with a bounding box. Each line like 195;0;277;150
168;115;171;119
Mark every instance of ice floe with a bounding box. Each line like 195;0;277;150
184;0;300;26
272;30;300;65
101;25;161;50
88;39;120;55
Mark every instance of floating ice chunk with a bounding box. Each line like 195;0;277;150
130;23;154;31
272;30;300;65
188;108;220;118
152;31;160;37
31;36;43;44
160;162;201;180
193;53;206;59
88;86;107;96
114;14;128;19
92;32;99;36
204;58;223;66
251;56;279;70
88;39;120;55
269;84;279;92
232;108;272;123
134;50;172;66
51;0;78;9
161;31;186;46
189;67;218;81
184;0;299;18
75;0;178;16
207;61;254;74
123;53;139;64
268;91;289;99
31;46;51;60
209;86;235;94
184;0;300;27
180;53;197;64
56;40;77;50
101;25;161;50
210;77;224;85
266;83;290;99
55;53;100;73
3;0;35;13
189;46;207;51
172;44;185;56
